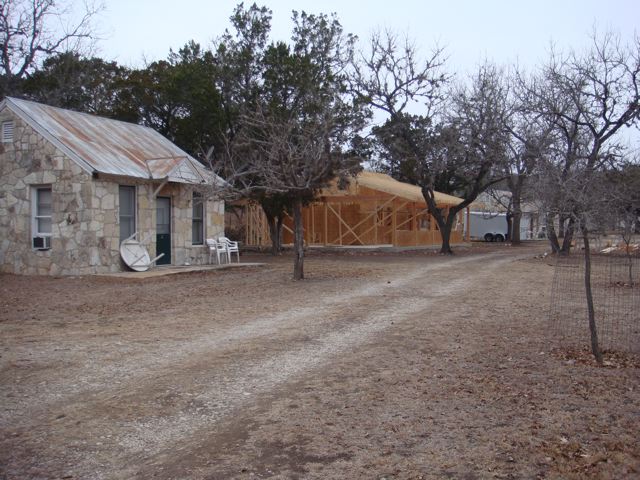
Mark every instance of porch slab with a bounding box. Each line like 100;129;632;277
97;262;265;279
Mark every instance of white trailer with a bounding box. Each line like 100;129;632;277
466;211;509;242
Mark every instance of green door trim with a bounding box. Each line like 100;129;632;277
156;196;171;265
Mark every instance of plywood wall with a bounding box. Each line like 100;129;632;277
243;193;467;248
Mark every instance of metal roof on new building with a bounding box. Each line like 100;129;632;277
1;97;217;184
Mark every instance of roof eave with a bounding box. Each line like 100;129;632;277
4;97;97;176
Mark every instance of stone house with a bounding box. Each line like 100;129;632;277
0;97;225;275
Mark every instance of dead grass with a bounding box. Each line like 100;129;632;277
0;243;638;479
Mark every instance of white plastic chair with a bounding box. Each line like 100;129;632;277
219;236;240;263
206;238;228;264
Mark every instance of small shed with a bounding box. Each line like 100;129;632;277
244;171;468;248
0;97;224;275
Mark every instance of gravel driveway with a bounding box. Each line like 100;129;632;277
1;245;638;479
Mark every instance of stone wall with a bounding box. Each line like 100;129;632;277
0;108;106;275
156;183;225;266
0;106;225;275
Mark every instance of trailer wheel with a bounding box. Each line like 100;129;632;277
494;234;505;242
484;233;494;242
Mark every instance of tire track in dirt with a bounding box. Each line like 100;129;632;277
81;255;517;478
0;252;502;425
127;254;525;480
1;252;523;480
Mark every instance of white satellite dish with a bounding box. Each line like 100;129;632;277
120;233;165;272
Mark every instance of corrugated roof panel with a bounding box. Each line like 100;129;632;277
5;97;211;183
168;160;203;184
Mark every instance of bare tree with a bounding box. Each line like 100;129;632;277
352;29;447;120
0;0;103;96
607;161;640;285
431;65;509;253
212;4;297;256
533;31;640;364
526;63;587;254
531;31;640;250
213;10;363;280
216;106;359;279
497;72;553;244
355;36;508;253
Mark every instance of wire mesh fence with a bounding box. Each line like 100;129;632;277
549;252;640;353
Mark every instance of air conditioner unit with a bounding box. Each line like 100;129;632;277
33;236;51;250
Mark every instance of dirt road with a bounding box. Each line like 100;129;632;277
1;246;638;479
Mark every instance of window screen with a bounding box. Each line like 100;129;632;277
192;192;204;245
119;186;136;242
34;187;52;235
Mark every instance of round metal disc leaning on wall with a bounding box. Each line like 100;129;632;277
119;238;152;272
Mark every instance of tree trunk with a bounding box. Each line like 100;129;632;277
421;186;455;255
558;214;567;238
262;205;284;256
560;217;575;255
263;209;278;256
439;223;453;254
276;215;283;253
546;214;560;253
511;213;522;244
265;215;283;256
581;224;603;366
506;211;513;242
292;199;305;280
438;213;456;255
266;216;278;256
511;195;522;244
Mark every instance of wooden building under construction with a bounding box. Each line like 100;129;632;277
242;171;469;248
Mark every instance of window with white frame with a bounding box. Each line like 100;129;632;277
2;121;14;143
192;191;204;245
32;186;52;249
119;185;136;242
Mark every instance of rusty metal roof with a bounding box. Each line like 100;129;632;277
3;97;217;184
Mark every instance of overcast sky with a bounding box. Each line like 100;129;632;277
97;0;639;74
